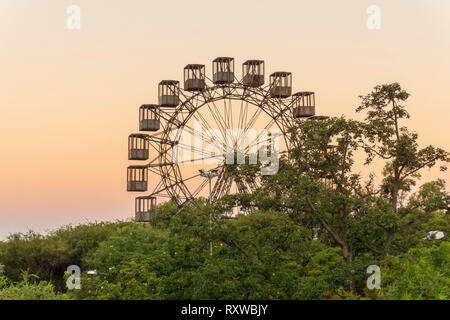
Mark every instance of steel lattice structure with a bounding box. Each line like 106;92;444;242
127;57;321;222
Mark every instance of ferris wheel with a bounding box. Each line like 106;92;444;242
127;57;320;222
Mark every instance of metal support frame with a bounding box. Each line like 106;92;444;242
127;57;326;221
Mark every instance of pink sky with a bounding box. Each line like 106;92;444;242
1;0;449;239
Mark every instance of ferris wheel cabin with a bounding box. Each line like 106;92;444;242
135;196;157;222
269;72;292;98
242;60;265;87
128;134;149;160
139;104;160;131
184;64;206;91
127;166;148;192
158;80;180;107
293;92;316;118
213;57;235;84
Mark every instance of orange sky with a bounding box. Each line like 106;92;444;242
1;0;449;238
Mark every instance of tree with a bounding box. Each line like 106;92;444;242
220;117;377;292
220;83;450;293
0;221;124;291
357;83;450;255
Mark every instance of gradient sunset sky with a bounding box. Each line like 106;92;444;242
1;0;449;239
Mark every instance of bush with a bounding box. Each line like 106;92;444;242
379;241;450;299
0;272;70;300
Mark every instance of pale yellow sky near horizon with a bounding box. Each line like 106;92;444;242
0;0;449;239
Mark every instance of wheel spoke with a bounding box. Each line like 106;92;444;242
139;84;290;209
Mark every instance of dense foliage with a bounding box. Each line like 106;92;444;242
0;83;448;300
0;206;448;300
